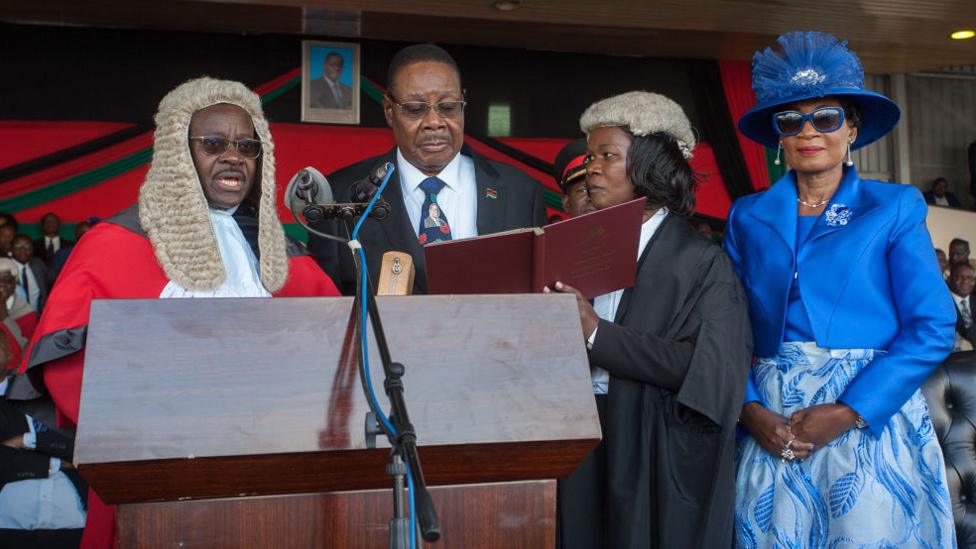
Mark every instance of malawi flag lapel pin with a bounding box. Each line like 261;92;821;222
486;188;498;199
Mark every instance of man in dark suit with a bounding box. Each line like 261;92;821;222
309;43;546;295
10;235;52;313
949;261;976;349
32;213;74;266
923;177;963;208
308;52;352;110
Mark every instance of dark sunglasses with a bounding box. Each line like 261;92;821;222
386;95;467;119
189;135;263;159
771;107;845;137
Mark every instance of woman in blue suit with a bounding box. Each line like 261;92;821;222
728;32;957;547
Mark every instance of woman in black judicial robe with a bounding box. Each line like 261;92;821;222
548;91;753;548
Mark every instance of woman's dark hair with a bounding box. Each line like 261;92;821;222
626;133;699;216
838;98;863;130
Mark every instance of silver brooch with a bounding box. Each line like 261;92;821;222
825;203;852;227
790;69;826;87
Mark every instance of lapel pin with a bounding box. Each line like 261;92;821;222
825;203;852;227
485;188;498;199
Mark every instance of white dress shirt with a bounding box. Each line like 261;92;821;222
397;149;479;240
159;208;271;298
18;262;40;307
42;236;62;254
587;208;669;394
952;291;973;327
0;414;86;529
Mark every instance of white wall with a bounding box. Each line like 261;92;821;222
927;205;976;255
906;67;976;208
851;74;896;182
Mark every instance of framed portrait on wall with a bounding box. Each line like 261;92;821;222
301;40;360;124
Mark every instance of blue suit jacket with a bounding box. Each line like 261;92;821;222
724;168;956;436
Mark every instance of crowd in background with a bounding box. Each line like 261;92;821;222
0;210;93;547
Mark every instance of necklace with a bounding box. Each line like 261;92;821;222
797;196;830;208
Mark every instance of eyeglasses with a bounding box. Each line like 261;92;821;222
771;107;845;137
189;135;263;159
12;243;32;250
386;95;467;119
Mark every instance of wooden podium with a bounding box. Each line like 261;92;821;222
75;294;600;548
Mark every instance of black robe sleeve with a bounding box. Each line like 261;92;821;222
588;243;753;427
576;217;753;549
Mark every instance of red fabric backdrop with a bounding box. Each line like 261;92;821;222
718;60;771;191
0;121;133;170
7;123;737;223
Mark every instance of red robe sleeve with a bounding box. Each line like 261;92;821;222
0;322;23;372
14;311;37;341
20;223;166;427
276;255;341;297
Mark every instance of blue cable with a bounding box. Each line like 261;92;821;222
407;465;416;548
351;163;416;549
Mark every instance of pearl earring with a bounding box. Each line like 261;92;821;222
845;140;854;168
774;142;782;166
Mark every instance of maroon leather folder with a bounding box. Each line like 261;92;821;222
424;197;645;298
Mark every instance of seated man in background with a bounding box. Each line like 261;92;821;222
553;138;595;219
33;213;73;266
949;261;976;351
0;258;38;341
1;381;86;549
950;238;971;268
6;77;340;549
924;177;963;208
10;235;52;314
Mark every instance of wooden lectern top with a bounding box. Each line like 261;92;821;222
76;294;599;504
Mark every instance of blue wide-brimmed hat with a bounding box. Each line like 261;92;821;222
738;31;900;151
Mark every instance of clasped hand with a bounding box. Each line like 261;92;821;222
741;402;860;460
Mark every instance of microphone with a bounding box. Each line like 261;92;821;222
348;162;393;219
286;163;393;225
285;167;335;215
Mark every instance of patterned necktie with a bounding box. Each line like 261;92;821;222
417;177;452;245
962;298;973;328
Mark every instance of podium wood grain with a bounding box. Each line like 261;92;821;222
117;481;555;548
75;295;599;504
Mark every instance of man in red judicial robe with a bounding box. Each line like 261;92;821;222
6;77;340;548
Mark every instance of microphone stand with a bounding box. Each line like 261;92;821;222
293;201;441;547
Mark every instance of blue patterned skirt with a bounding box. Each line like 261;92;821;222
735;342;956;549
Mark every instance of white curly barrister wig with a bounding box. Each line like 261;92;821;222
579;91;696;159
139;76;288;292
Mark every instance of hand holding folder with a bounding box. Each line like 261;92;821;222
424;197;645;299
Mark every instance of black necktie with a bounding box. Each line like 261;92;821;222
20;265;29;303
